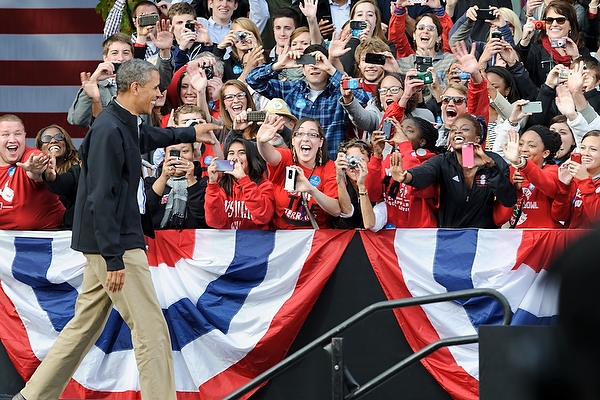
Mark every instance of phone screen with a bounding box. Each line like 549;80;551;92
215;160;234;172
462;144;475;168
521;101;543;114
382;120;393;140
296;55;316;65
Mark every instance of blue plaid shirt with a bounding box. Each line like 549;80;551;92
246;64;370;160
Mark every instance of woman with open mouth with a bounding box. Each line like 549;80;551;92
552;130;600;228
35;125;80;230
497;125;563;228
256;115;341;229
387;113;516;228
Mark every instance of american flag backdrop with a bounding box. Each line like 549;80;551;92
0;0;105;140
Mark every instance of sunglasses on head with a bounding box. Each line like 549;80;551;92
545;17;567;25
440;95;467;105
41;133;65;143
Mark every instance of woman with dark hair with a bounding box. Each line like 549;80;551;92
485;65;521;149
35;124;80;229
517;0;590;87
552;130;600;228
204;138;275;229
550;114;577;164
499;125;563;228
389;0;456;101
391;113;516;228
365;116;440;229
256;115;341;229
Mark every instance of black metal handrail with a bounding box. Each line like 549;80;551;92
223;288;512;400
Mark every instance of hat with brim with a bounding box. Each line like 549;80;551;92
264;98;298;123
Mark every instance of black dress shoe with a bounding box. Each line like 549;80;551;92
11;393;26;400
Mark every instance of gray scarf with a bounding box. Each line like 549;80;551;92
160;176;188;229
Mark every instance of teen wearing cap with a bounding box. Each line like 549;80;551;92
205;137;275;229
257;114;341;229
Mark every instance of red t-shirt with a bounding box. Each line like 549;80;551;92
553;176;600;228
267;148;338;229
0;147;65;230
204;176;275;230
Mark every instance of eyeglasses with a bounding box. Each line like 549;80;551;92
223;92;246;102
293;131;321;139
441;95;467;105
545;17;567;25
416;25;437;32
378;86;403;95
41;133;65;143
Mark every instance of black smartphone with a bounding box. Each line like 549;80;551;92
476;9;495;21
297;55;316;65
491;30;502;39
349;20;367;30
364;53;386;65
382;120;393;140
138;13;160;27
322;14;332;22
415;55;432;72
246;111;266;122
184;22;196;31
112;62;122;74
169;149;180;159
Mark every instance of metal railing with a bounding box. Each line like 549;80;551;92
223;288;512;400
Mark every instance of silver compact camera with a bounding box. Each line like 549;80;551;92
235;31;248;42
347;155;360;169
550;38;567;48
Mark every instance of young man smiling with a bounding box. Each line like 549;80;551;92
246;44;370;159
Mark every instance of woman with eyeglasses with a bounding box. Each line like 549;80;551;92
388;0;456;102
390;113;516;228
256;115;341;229
552;130;600;228
218;80;259;142
364;117;440;230
517;0;590;88
35;125;80;229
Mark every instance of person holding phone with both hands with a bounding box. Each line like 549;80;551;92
390;113;516;228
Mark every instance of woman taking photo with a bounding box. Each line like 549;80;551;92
366;117;440;230
552;130;600;228
36;125;80;229
257;115;341;229
218;80;259;143
517;0;589;87
144;142;208;230
392;113;516;228
205;138;275;229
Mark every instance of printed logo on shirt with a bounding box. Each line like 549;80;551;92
281;192;314;227
233;65;243;75
8;166;15;178
475;174;487;187
224;200;253;227
0;181;14;203
452;175;460;182
295;98;307;109
596;186;600;194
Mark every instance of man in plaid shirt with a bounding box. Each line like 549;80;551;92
246;44;370;160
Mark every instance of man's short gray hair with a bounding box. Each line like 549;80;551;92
116;59;158;94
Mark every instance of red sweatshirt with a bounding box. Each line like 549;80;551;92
389;9;453;59
505;161;562;228
204;176;274;229
552;175;600;228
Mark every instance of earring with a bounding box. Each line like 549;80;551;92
292;147;298;163
317;148;323;166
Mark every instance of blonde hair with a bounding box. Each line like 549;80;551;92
491;8;523;44
231;18;263;59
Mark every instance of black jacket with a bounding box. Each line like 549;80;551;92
71;100;197;271
407;151;516;228
44;164;80;230
144;162;208;230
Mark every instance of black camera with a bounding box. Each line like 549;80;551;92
347;155;360;169
415;55;433;72
350;20;368;30
491;30;502;39
202;64;214;80
113;62;122;74
184;22;196;31
169;149;181;159
138;13;160;27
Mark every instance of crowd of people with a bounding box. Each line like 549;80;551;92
3;0;600;233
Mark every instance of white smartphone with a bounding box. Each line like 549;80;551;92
522;101;543;114
284;166;297;191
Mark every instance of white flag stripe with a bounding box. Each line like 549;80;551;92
0;35;104;61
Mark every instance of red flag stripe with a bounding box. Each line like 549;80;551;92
0;8;104;34
0;61;102;86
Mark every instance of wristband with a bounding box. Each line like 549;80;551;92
511;156;526;169
358;191;368;196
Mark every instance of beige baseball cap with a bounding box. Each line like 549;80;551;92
264;98;297;123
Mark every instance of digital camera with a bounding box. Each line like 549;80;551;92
410;71;433;84
550;38;567;48
533;19;545;30
235;31;248;42
202;65;214;80
138;14;159;27
342;78;365;90
347;155;360;169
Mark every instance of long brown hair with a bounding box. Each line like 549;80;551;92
34;125;79;175
537;0;582;47
350;0;387;42
219;80;259;137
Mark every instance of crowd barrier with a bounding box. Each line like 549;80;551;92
0;228;584;399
